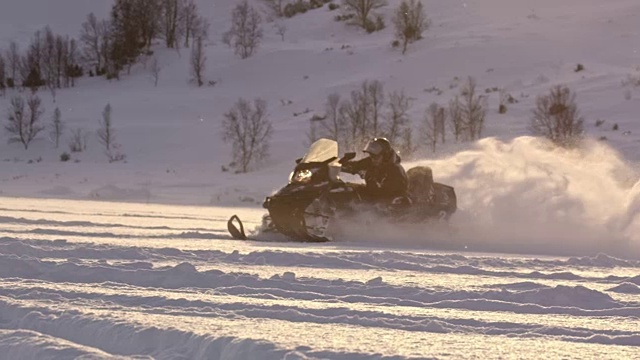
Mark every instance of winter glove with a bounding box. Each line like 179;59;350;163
341;162;356;174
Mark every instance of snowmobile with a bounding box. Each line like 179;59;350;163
227;138;457;242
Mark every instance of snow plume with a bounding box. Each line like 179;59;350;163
351;137;640;258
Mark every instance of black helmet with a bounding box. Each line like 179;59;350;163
363;137;392;157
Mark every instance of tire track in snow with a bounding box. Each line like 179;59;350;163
1;197;639;358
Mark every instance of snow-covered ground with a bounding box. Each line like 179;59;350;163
1;197;640;359
1;0;640;358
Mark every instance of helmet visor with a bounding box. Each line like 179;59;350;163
363;141;384;156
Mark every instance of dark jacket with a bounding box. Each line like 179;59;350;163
343;152;408;203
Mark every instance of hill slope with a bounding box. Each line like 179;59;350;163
0;0;639;209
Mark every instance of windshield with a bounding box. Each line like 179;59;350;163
300;138;338;163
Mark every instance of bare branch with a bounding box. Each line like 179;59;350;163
392;0;429;54
222;98;273;173
227;0;263;59
190;37;206;86
342;0;387;29
530;85;584;147
150;56;162;86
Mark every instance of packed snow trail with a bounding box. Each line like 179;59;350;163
0;197;639;359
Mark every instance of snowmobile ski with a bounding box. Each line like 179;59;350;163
227;214;247;240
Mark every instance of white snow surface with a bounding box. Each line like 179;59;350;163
1;0;640;358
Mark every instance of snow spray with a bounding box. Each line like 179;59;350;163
348;136;640;258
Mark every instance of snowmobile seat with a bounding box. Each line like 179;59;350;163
407;166;435;204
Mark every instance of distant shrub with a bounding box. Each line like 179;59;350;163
328;2;339;10
595;119;605;127
364;15;385;33
575;63;585;72
498;104;507;114
342;0;386;29
392;0;430;54
309;0;331;8
530;85;584;148
613;123;619;131
69;128;88;152
284;0;310;17
334;13;355;22
60;152;70;162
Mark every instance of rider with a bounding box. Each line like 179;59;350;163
342;137;409;209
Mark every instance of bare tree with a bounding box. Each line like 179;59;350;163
80;13;106;70
26;95;44;148
28;30;43;78
98;19;112;75
54;34;67;89
162;0;181;48
459;76;486;141
319;93;347;147
182;0;199;47
21;30;46;91
530;85;584;147
0;53;6;96
222;98;273;173
448;96;464;142
5;41;20;87
341;88;367;151
342;0;387;29
97;103;114;151
420;102;446;152
192;15;210;42
5;94;45;149
95;103;125;162
50;107;64;148
337;80;382;151
150;56;162;86
340;80;386;150
65;38;81;87
392;0;429;54
190;37;206;86
225;0;263;59
41;27;58;100
274;22;287;41
261;0;287;18
137;0;162;48
367;80;384;136
399;127;417;159
384;90;411;144
68;128;88;152
5;96;25;145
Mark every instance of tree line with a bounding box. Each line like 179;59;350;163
223;79;585;173
0;0;209;93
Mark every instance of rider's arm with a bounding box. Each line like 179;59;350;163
342;157;372;174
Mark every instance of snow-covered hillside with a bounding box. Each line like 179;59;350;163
1;0;640;207
1;0;640;358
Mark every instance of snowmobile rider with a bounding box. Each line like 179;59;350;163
341;137;410;209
